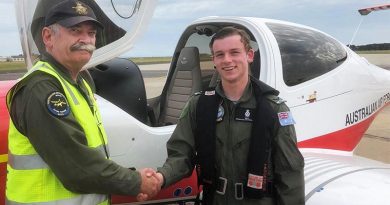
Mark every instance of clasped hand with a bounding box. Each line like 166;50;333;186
136;168;164;201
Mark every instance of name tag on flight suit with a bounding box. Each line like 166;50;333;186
235;107;255;122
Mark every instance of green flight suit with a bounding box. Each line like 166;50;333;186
158;78;305;205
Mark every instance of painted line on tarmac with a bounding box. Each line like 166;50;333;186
364;134;390;141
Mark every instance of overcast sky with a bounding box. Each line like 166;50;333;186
1;0;390;57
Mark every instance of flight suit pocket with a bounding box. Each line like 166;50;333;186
275;132;304;171
233;136;251;176
282;145;304;171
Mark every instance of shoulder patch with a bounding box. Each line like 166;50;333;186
47;92;70;117
278;111;295;126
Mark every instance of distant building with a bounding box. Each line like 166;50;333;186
0;55;25;62
10;55;24;62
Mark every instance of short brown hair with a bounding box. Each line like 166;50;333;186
209;26;252;54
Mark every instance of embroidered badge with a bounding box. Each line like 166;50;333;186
235;107;254;122
216;104;224;122
73;2;88;15
47;92;70;117
278;111;295;126
247;173;263;190
205;90;215;96
245;109;251;118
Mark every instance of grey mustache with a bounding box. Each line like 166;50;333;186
70;43;96;53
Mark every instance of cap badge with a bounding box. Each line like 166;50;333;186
73;2;88;15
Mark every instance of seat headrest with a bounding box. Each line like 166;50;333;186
176;47;200;71
250;50;260;78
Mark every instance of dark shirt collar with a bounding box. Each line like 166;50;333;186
40;52;83;85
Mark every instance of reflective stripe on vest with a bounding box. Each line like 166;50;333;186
6;61;108;205
6;193;107;205
8;145;106;170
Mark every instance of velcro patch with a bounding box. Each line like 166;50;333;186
47;92;70;117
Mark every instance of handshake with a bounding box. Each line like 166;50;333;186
136;168;164;201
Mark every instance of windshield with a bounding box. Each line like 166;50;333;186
15;0;157;70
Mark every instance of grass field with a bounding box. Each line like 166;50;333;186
0;61;26;72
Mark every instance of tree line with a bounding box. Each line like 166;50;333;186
349;43;390;51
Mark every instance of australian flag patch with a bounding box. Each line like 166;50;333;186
277;111;295;126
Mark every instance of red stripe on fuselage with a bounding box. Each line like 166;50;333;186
298;106;385;151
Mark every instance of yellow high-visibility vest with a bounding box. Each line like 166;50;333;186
6;61;109;205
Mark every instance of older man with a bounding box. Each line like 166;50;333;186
6;1;159;204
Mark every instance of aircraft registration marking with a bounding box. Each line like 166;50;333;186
0;154;8;163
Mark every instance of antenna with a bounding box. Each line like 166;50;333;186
348;16;364;47
348;4;390;47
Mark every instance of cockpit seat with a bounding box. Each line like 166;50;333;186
158;47;202;125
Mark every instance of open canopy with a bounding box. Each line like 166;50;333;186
15;0;157;70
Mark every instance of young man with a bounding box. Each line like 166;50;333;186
6;1;159;204
156;27;305;204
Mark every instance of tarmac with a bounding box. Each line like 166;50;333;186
354;104;390;163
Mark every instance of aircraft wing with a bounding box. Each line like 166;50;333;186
303;150;390;205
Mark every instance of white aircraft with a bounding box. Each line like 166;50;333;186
0;0;389;204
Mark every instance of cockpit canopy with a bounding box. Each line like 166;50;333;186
15;0;157;69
